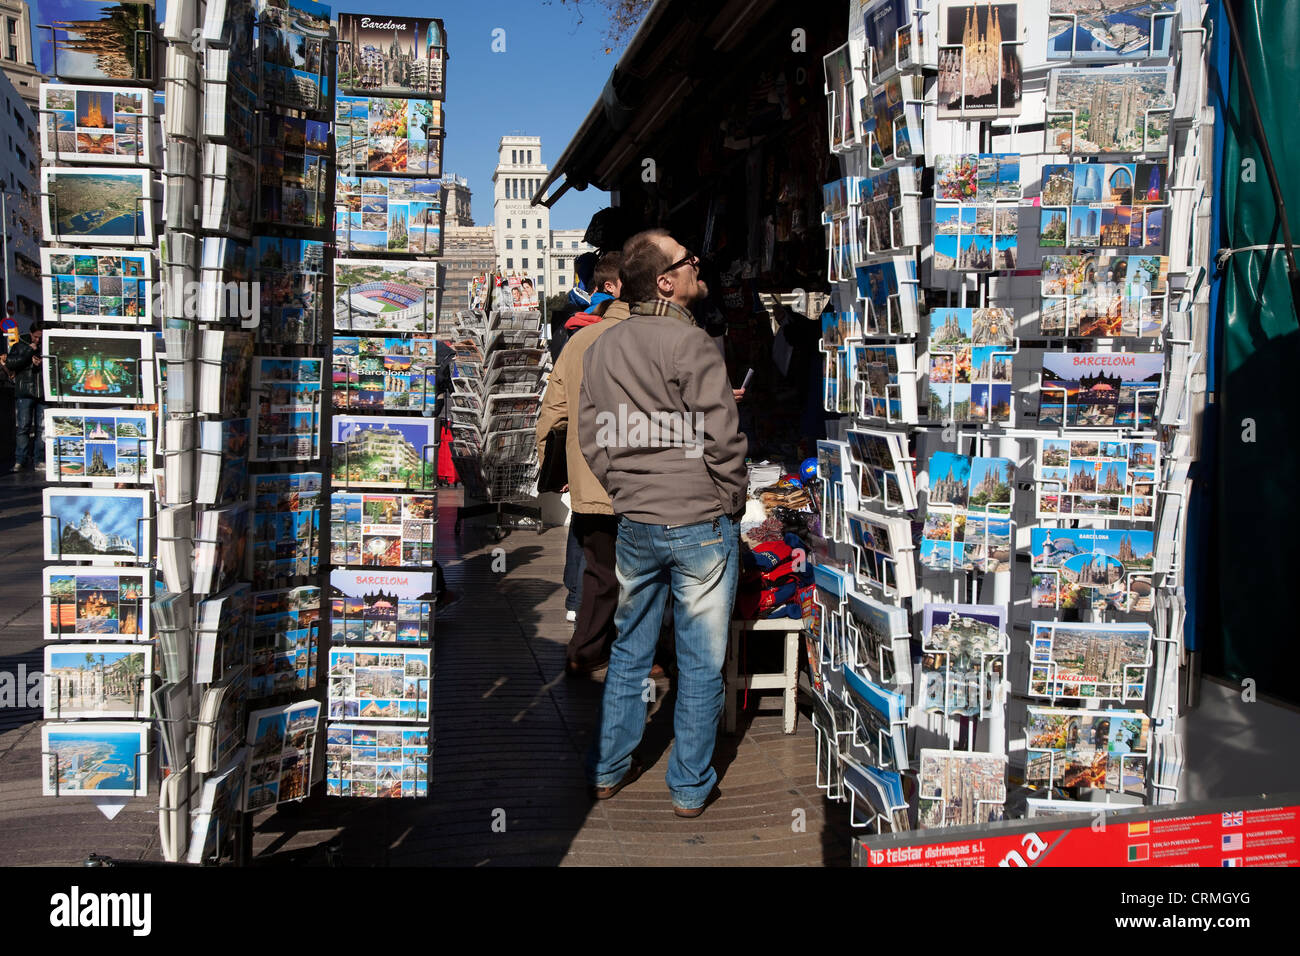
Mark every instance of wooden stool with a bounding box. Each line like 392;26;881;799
724;618;804;735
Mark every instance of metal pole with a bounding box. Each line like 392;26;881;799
1;189;9;311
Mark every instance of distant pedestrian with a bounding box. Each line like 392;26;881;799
2;318;44;471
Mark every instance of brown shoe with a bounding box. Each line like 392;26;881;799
566;658;609;678
592;758;643;800
673;787;719;818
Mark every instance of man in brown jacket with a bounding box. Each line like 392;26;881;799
536;252;629;675
578;229;748;817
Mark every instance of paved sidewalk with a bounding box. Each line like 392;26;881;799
0;477;851;866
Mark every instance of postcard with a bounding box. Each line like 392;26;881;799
44;409;151;485
250;356;323;461
1035;436;1158;521
1047;65;1174;154
330;492;436;568
336;13;446;99
243;699;320;810
40;83;152;164
336;95;444;175
194;504;250;596
332;416;438;490
41;167;153;245
256;113;333;228
919;603;1006;717
917;749;1006;828
250;472;321;583
42;248;153;326
1026;705;1151;796
40;1;155;83
1030;527;1156;613
863;0;919;80
844;427;916;511
335;176;444;254
326;723;429;798
844;590;910;685
44;644;152;719
921;451;1014;573
43;488;151;566
1038;351;1163;428
823;44;855;152
259;1;332;111
937;2;1022;118
1039;254;1169;336
852;166;920;255
840;667;908;771
333;258;443;332
855;258;918;335
1028;620;1153;701
844;508;916;597
332;334;439;412
328;647;430;722
195;584;250;684
330;569;434;646
44;568;149;642
1047;1;1175;61
926;307;1015;424
42;720;150;797
250;586;320;699
849;342;917;422
187;755;246;863
43;328;155;406
864;73;924;169
253;237;326;344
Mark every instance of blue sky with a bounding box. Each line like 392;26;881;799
31;0;620;229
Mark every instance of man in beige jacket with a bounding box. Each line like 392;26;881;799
536;252;629;675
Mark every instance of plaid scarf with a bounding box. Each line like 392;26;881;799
630;299;698;326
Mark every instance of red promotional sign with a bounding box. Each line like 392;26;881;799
858;804;1300;867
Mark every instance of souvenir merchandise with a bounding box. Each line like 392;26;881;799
844;589;910;686
329;569;434;645
1025;706;1151;796
932;153;1020;272
921;452;1014;572
844;427;916;511
861;73;923;169
325;724;429;798
250;472;322;581
254;237;326;344
330;492;437;568
331;335;438;411
44;410;152;485
193;503;250;596
917;749;1007;827
250;356;323;461
335;175;444;255
43;329;156;406
844;508;917;597
925;307;1015;424
854;258;918;335
42;721;151;797
336;13;447;99
197;418;250;505
335;95;444;176
842;756;910;831
40;1;156;84
823;43;856;153
40;167;155;245
1030;527;1156;612
849;343;918;423
1046;65;1174;155
257;112;333;228
258;0;332;111
1027;620;1153;701
840;666;909;771
42;489;152;565
43;644;153;719
187;755;246;863
194;584;251;683
919;603;1007;717
1037;351;1163;428
243;699;320;810
1040;253;1169;336
333;258;443;332
43;568;150;641
936;2;1022;118
250;586;320;698
1039;161;1169;254
332;416;439;490
1046;2;1175;61
853;165;921;256
327;647;430;721
823;178;854;279
201;144;255;237
1034;437;1159;520
41;248;153;325
811;563;852;670
194;671;247;773
816;440;852;542
862;0;922;80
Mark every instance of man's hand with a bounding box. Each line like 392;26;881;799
561;483;569;493
732;388;745;402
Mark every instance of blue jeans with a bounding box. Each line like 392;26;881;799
563;521;585;612
15;398;43;466
592;513;740;809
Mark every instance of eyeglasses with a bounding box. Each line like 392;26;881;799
661;251;699;275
